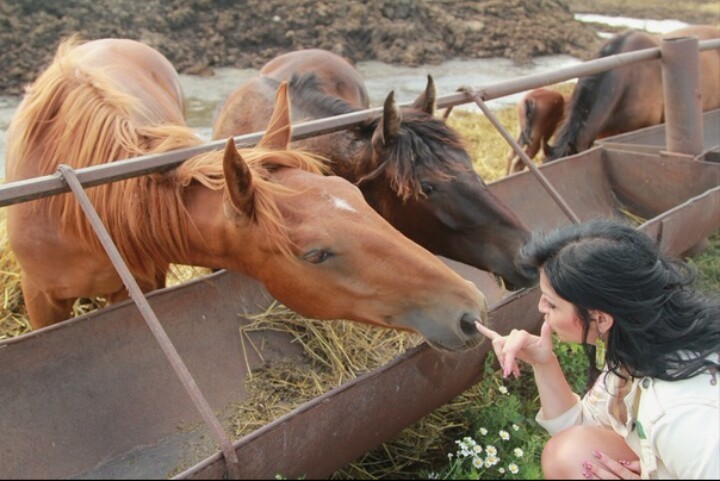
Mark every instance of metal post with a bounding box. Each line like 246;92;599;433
57;164;241;480
661;36;703;157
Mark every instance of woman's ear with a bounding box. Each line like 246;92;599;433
593;311;615;334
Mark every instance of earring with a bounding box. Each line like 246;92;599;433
595;337;606;371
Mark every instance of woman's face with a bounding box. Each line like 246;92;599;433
538;269;587;343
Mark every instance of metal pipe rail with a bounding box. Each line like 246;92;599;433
1;38;718;209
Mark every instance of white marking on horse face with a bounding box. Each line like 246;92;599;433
331;196;357;213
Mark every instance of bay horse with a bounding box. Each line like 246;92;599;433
5;38;490;352
545;25;720;161
505;88;567;175
212;49;536;290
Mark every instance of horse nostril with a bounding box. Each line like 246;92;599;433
460;313;479;336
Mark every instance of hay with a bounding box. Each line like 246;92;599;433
227;302;424;439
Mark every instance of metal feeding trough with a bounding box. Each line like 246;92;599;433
0;38;718;480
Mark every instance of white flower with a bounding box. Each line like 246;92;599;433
509;463;520;474
427;473;438;479
512;424;520;431
486;445;497;456
472;456;483;469
513;447;524;458
498;385;509;394
485;453;499;467
473;444;483;454
479;427;488;436
498;467;506;474
499;430;510;441
447;453;453;459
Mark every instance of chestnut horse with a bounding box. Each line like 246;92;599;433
505;88;567;175
213;49;535;290
5;38;490;351
545;25;720;161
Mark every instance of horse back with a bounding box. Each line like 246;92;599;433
260;49;369;109
662;25;720;110
6;38;185;182
71;38;185;124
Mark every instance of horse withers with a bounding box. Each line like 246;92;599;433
213;49;536;291
6;38;489;351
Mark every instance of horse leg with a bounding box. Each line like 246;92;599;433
21;277;76;330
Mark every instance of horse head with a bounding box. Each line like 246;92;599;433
209;82;490;351
357;76;536;290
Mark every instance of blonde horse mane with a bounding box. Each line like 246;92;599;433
8;37;326;285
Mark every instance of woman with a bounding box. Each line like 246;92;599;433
476;219;719;479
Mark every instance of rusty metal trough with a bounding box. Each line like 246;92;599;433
1;37;719;480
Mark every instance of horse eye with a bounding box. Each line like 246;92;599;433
420;181;435;196
303;249;334;264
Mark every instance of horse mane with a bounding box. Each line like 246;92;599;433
280;73;472;201
286;72;358;117
358;110;472;201
548;30;637;160
9;37;325;284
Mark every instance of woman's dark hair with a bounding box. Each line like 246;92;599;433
517;218;720;388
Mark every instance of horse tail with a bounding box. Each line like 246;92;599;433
546;30;642;160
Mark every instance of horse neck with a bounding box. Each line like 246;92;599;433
549;71;622;158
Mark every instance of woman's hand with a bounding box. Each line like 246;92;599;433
475;320;556;378
582;450;641;479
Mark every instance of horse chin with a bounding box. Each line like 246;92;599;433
498;270;538;292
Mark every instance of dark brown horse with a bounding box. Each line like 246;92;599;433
545;25;720;161
6;38;491;351
213;49;536;290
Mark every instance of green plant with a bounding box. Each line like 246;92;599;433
425;336;589;480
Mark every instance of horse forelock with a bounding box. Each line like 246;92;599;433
364;110;470;201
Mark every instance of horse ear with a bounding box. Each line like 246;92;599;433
373;90;402;151
411;74;436;115
223;137;256;219
258;81;292;150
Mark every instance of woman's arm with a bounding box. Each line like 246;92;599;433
476;321;578;418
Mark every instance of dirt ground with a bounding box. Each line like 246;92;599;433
0;0;716;97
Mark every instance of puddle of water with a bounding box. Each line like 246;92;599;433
574;13;689;37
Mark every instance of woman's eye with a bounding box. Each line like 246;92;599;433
303;249;334;264
420;181;435;196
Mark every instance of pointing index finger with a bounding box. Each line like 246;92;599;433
475;321;501;340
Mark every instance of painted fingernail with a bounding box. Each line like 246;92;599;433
582;470;593;480
619;460;629;466
582;461;592;470
592;449;601;459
